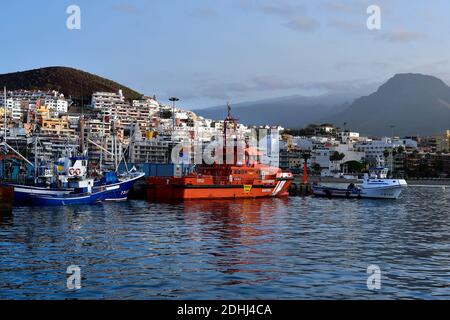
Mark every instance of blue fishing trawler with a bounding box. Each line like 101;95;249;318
27;172;144;206
3;156;144;206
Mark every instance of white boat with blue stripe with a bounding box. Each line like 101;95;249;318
312;167;407;199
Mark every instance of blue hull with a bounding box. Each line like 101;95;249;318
3;184;73;206
15;173;144;206
30;191;106;206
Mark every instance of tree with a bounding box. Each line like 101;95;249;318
329;151;345;162
344;160;365;173
160;110;172;119
329;151;345;174
311;163;321;175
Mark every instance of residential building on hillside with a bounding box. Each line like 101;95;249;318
436;130;450;153
92;90;125;109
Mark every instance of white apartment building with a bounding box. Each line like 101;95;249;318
5;98;22;121
92;90;125;110
129;139;170;163
292;137;313;150
0;90;70;119
355;137;414;162
339;131;360;143
45;98;69;113
311;147;331;171
132;97;159;110
195;125;220;142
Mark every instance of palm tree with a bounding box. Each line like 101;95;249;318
329;151;345;162
329;151;345;173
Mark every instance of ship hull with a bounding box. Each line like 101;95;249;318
29;191;105;206
102;173;145;201
8;173;144;206
0;185;15;204
312;183;406;199
147;179;292;201
0;184;73;205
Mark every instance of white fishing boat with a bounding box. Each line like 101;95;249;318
312;167;407;199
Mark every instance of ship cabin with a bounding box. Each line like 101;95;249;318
56;156;89;186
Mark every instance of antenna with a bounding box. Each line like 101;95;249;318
3;86;6;141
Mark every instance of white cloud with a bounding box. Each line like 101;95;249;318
284;15;319;32
379;28;426;43
239;0;319;32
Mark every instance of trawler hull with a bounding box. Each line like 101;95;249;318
6;185;72;205
5;173;144;206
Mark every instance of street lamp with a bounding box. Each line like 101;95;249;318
169;97;179;132
390;125;395;140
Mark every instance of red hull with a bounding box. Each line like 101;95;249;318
147;175;293;201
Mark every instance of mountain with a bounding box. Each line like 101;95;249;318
194;93;359;128
324;73;450;136
0;66;142;105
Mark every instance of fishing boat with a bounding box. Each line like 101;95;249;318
147;104;293;201
312;167;407;199
0;103;144;206
28;172;144;206
3;155;144;206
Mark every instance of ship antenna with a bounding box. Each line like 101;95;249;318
3;86;6;142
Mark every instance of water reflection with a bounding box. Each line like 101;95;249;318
0;187;449;299
181;198;290;285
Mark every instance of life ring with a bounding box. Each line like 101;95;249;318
69;168;75;176
75;168;81;176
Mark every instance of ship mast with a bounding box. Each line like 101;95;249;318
0;88;35;179
3;87;6;141
223;102;238;165
34;133;38;183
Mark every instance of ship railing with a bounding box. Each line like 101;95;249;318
211;177;256;185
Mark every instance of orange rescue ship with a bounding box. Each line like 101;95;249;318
146;105;293;201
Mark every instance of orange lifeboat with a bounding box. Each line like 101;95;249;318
147;103;293;201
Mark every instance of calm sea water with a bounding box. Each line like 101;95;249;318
0;186;449;300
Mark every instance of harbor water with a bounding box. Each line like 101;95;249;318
0;186;449;299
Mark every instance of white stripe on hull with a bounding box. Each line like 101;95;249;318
271;180;286;196
104;197;128;202
14;187;71;196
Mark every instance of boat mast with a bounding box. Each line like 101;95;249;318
3;86;6;141
34;131;38;184
115;131;119;172
99;109;105;171
0;88;34;179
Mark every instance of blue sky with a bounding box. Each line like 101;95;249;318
1;0;450;108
